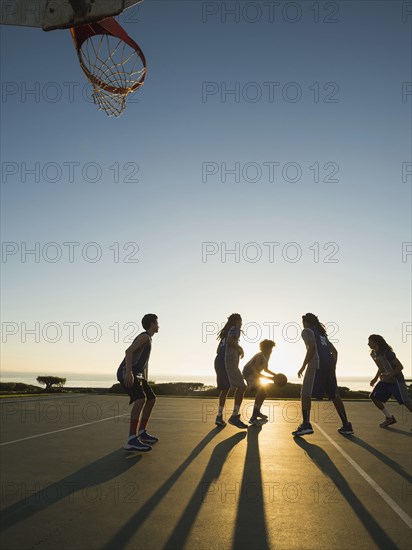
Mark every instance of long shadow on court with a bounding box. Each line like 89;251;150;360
1;449;140;532
102;427;223;550
232;426;270;550
348;437;412;483
378;427;412;437
294;438;398;550
163;432;247;550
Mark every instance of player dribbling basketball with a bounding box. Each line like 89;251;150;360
242;339;277;425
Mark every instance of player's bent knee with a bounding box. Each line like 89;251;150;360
131;397;146;406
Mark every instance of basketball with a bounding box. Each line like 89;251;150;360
274;373;288;387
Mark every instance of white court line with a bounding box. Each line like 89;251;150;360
314;422;412;529
0;414;129;446
0;395;91;404
0;416;204;446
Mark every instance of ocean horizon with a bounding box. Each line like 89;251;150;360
0;370;375;392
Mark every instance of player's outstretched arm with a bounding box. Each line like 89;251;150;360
263;366;277;378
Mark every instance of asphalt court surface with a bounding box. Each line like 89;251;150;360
1;395;411;550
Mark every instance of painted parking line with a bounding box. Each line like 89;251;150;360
314;422;412;529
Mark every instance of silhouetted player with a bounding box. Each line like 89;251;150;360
368;334;412;429
214;313;248;429
117;313;159;451
293;313;353;437
242;339;276;425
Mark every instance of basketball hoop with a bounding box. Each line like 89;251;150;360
70;17;146;117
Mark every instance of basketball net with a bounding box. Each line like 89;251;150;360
70;17;146;117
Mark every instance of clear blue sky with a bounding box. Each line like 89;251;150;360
1;1;411;384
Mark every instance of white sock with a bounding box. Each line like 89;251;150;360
218;406;224;415
232;405;240;416
381;406;392;418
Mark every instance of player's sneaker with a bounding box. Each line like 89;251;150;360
215;415;226;426
292;422;314;436
338;422;354;435
228;414;248;429
255;411;268;420
249;416;263;427
124;436;152;452
139;430;159;444
379;415;396;428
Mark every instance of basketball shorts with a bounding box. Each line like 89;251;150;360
214;350;246;389
301;364;318;398
311;365;339;400
370;380;411;405
117;375;156;405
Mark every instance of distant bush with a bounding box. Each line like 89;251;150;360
0;382;41;392
110;381;209;396
197;382;369;400
109;383;127;394
37;376;66;391
153;382;206;396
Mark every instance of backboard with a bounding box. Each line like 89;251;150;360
0;0;142;30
